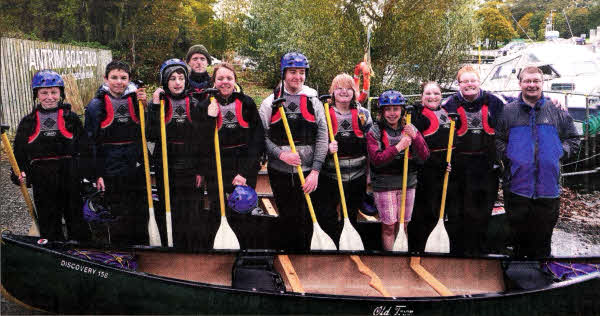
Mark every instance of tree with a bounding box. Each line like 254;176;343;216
245;0;366;91
516;12;534;39
476;7;517;48
367;0;478;93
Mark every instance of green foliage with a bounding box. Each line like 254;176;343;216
243;0;366;93
516;12;533;39
369;0;478;94
476;6;517;48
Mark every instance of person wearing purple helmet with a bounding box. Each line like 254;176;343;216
259;52;328;250
10;70;91;241
367;90;429;251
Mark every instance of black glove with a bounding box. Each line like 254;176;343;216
10;170;20;186
10;170;30;187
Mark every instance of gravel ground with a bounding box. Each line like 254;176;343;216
1;157;598;315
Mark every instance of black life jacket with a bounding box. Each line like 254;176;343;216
455;103;495;153
99;93;140;144
421;107;454;152
216;98;249;149
269;94;317;146
328;107;366;158
163;96;195;143
370;125;410;175
26;108;75;162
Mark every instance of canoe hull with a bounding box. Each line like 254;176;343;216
2;233;599;315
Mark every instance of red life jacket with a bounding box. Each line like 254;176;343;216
455;104;495;153
26;108;75;161
217;98;250;148
328;107;366;158
269;94;317;146
370;127;409;175
421;107;454;152
99;94;140;143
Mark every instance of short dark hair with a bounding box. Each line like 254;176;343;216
104;60;131;78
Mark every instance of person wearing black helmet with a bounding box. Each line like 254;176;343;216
11;70;91;241
185;44;212;92
84;60;149;245
367;90;429;251
149;58;215;249
258;52;328;250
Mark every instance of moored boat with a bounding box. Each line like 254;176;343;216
1;231;599;315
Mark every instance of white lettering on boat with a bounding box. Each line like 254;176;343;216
372;305;414;316
60;260;109;279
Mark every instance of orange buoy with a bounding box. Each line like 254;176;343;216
353;61;371;103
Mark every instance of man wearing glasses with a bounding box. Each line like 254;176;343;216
495;66;579;258
441;65;508;256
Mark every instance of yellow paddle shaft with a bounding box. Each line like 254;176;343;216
323;102;349;219
438;120;456;220
1;132;39;233
212;97;226;217
138;101;154;210
399;113;411;224
278;106;318;223
159;100;172;215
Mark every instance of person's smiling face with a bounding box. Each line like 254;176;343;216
422;83;442;110
104;69;130;97
458;72;480;101
284;68;306;94
214;67;236;98
37;87;61;109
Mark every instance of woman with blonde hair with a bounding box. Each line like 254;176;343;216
313;73;372;247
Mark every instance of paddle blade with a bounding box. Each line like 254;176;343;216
392;226;408;252
147;207;162;247
213;216;240;250
28;223;40;237
166;212;173;247
339;218;364;251
310;222;337;251
424;219;450;253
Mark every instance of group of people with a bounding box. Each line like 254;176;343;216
10;44;579;257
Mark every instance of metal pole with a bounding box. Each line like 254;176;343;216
584;95;590;191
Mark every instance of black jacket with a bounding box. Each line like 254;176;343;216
198;91;265;179
12;102;84;184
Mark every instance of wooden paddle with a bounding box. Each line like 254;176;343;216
392;108;412;252
424;114;458;254
271;98;336;251
1;125;40;237
159;99;174;247
204;89;240;250
138;99;162;246
320;95;364;251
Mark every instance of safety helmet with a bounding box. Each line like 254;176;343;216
377;90;406;109
31;70;65;99
227;186;258;214
159;58;189;92
83;191;116;223
360;192;378;216
280;52;309;78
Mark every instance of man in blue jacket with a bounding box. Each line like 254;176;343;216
495;66;579;258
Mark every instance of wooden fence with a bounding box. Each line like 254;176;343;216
0;37;112;133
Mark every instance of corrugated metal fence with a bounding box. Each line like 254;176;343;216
0;37;112;133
